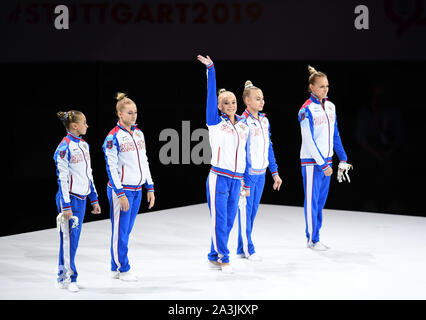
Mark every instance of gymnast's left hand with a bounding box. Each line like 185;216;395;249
147;192;155;209
91;203;101;214
273;175;283;191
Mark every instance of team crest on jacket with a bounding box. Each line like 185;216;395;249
107;140;113;149
239;124;248;131
59;150;66;159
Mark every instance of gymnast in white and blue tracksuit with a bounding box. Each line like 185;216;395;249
103;93;155;275
298;68;349;247
237;81;282;258
198;56;250;265
54;110;100;285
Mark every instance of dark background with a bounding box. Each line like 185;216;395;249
3;60;424;236
2;1;426;236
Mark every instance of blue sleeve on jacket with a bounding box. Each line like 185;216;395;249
333;117;348;161
88;182;98;203
267;123;279;175
144;181;155;192
102;133;125;197
85;143;99;204
243;131;254;189
53;140;72;210
206;63;221;126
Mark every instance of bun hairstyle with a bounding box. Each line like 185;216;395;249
57;110;82;129
57;111;70;122
217;88;227;104
217;88;236;105
116;92;127;101
244;80;254;89
115;91;135;114
242;80;259;103
307;65;327;92
307;65;318;75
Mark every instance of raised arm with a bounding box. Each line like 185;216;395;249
197;55;221;126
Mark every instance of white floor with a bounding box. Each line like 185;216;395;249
1;204;426;300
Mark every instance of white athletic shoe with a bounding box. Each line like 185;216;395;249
55;281;68;289
68;282;79;292
119;271;138;282
247;253;262;261
111;271;120;279
308;241;329;251
221;264;234;274
208;260;222;270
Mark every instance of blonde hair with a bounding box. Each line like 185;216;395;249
115;92;135;114
307;65;327;91
217;88;235;105
57;110;83;130
242;80;260;103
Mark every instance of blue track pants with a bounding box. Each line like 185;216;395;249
301;165;331;244
107;187;142;273
56;192;86;283
206;172;241;264
237;173;265;256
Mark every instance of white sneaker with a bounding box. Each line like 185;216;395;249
308;241;329;251
208;260;222;270
55;281;68;289
68;282;79;292
221;264;234;274
119;271;138;282
111;271;120;279
247;253;262;261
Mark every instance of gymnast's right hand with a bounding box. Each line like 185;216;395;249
197;55;213;66
62;209;73;219
119;195;130;212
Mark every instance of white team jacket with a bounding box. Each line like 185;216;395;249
298;94;347;171
241;108;278;176
208;114;250;179
103;122;154;198
53;132;98;211
206;63;250;180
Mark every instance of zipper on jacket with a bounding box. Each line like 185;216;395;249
121;127;144;186
257;117;266;169
321;102;331;158
77;143;91;194
217;147;221;164
129;132;143;186
229;120;240;178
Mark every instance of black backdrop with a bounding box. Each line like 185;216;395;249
2;0;426;236
3;60;425;236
